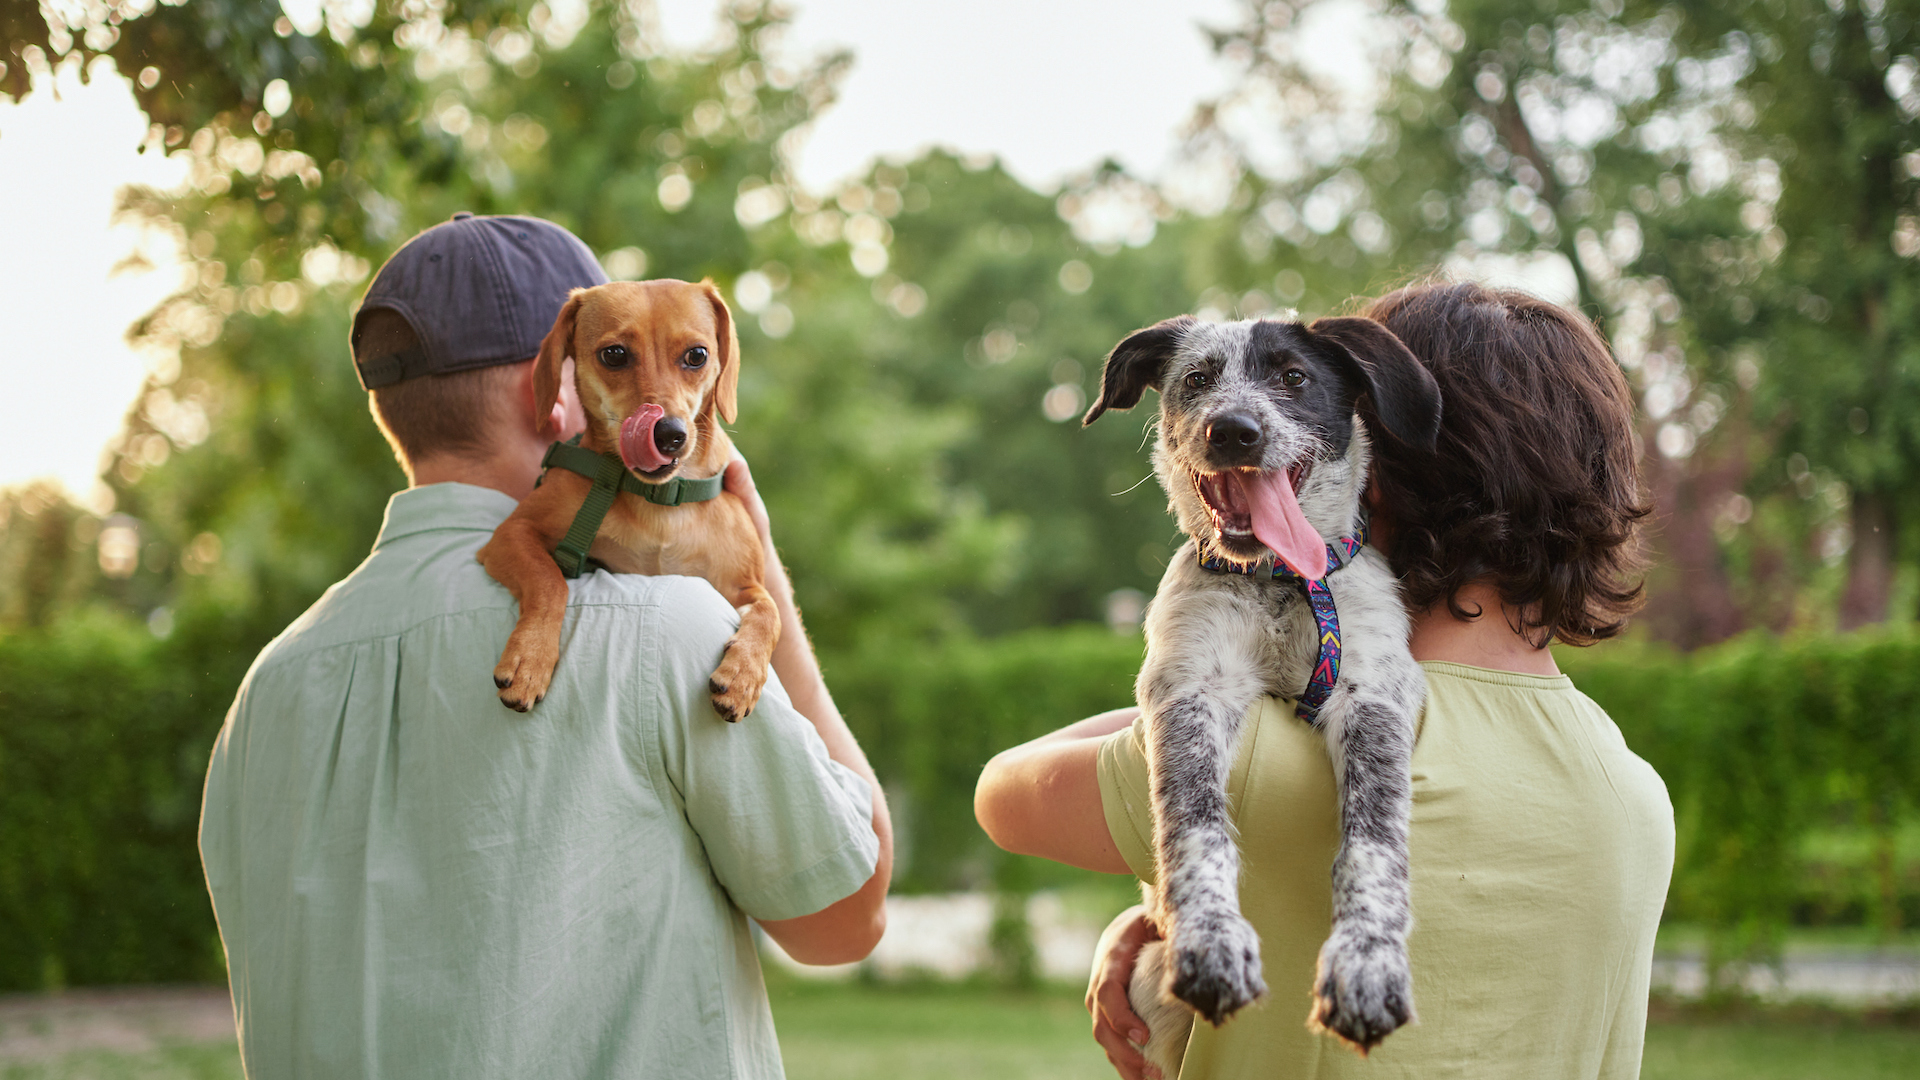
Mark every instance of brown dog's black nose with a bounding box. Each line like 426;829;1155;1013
654;417;688;457
1207;413;1263;451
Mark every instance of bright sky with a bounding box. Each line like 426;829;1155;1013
0;0;1238;506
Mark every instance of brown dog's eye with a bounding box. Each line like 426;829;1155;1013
682;346;709;370
598;345;632;370
1283;369;1306;388
1185;370;1211;390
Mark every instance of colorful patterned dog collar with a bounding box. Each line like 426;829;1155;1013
1197;519;1369;725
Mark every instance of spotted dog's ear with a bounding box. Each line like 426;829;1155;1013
1306;316;1442;452
1084;315;1196;426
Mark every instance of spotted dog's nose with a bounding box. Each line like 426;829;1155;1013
1206;412;1264;462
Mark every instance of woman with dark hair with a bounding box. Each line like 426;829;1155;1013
975;281;1674;1080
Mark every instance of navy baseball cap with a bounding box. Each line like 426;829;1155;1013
350;212;609;389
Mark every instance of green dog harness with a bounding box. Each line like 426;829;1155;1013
539;437;725;578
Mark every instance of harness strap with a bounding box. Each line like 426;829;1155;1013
1197;517;1370;726
539;437;726;578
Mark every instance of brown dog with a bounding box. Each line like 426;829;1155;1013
477;279;777;721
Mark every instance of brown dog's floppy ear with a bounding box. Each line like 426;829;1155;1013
533;290;587;424
1307;316;1442;452
701;279;740;424
1083;315;1195;425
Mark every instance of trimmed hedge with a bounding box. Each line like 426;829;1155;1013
3;618;1916;990
0;614;227;991
825;626;1145;893
831;628;1920;966
1563;635;1920;965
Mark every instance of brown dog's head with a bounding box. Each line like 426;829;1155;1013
534;279;740;482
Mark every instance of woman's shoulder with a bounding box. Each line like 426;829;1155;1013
1417;660;1673;815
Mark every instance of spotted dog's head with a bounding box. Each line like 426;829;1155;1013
1084;316;1440;575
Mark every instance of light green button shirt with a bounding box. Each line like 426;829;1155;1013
1100;663;1674;1080
200;483;878;1080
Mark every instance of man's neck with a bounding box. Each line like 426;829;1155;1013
409;450;542;501
1406;581;1561;676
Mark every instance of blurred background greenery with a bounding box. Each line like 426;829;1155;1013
0;0;1917;1015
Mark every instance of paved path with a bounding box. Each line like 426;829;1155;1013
5;918;1916;1063
0;986;234;1062
1653;950;1920;1006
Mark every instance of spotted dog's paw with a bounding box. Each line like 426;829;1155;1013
1169;910;1267;1026
1308;927;1414;1054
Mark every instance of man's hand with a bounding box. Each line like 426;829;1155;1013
723;454;787;593
1089;905;1163;1080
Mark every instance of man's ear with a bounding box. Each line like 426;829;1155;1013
1083;315;1195;425
533;290;586;425
1307;316;1442;452
701;279;740;424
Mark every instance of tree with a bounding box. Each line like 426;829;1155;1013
1687;0;1920;629
2;1;1035;654
1177;0;1920;641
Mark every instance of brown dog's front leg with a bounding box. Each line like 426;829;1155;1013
477;515;571;712
708;582;780;722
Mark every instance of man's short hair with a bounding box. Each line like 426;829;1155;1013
1361;280;1649;647
356;308;522;470
347;213;606;472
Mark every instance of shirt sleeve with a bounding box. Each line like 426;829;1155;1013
647;577;879;922
1095;699;1277;888
1096;712;1159;886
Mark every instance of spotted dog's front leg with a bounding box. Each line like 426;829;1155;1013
1143;683;1267;1026
1307;640;1422;1052
1137;576;1273;1027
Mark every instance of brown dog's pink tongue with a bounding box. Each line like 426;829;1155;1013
619;404;673;473
1238;469;1327;581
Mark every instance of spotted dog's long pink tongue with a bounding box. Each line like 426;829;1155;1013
1235;469;1327;581
618;403;673;473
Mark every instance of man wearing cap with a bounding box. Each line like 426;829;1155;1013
199;213;891;1079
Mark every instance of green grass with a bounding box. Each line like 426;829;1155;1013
1643;1011;1920;1080
3;981;1916;1079
0;1042;242;1080
770;976;1112;1080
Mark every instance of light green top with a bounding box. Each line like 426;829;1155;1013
200;483;878;1080
1099;662;1674;1080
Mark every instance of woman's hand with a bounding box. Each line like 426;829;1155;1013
1088;905;1163;1080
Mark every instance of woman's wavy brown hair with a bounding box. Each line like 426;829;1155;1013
1358;280;1650;647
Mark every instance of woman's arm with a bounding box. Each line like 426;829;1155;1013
973;707;1139;874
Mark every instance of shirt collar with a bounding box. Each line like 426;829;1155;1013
372;483;521;549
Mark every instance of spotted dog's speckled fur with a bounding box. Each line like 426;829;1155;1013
1084;315;1440;1059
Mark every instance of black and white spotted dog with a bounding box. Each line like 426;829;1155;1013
1083;314;1441;1067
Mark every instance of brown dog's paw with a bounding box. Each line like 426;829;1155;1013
492;630;559;713
707;637;769;722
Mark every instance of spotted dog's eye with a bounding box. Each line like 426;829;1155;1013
682;345;710;370
1184;370;1211;391
1282;369;1307;389
598;345;632;370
